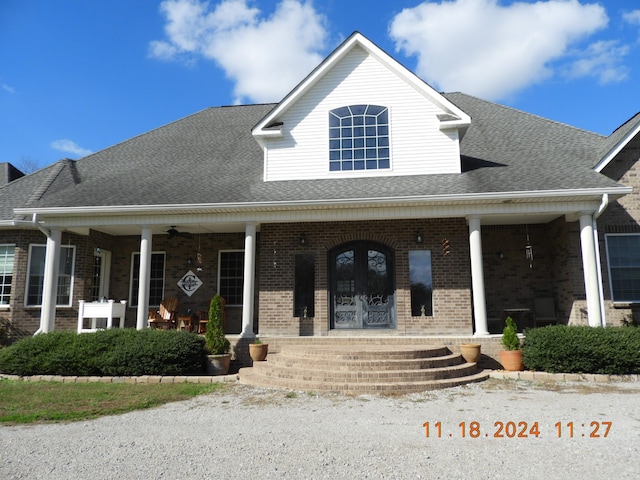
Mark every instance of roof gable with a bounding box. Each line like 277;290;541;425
594;112;640;173
252;32;470;140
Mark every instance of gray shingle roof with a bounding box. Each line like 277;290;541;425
0;94;630;220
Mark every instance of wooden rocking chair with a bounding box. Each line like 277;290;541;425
148;297;179;329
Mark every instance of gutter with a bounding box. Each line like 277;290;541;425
13;187;632;217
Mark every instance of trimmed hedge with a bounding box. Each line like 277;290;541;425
523;325;640;375
0;329;207;376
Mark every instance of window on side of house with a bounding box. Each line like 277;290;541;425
409;250;433;316
26;244;75;307
605;234;640;303
219;250;244;306
0;244;15;306
294;253;315;317
329;104;390;172
130;252;166;308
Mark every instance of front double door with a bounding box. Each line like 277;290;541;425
330;241;395;329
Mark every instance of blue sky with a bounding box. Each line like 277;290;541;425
2;0;640;172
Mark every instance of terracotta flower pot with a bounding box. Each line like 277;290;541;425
499;350;524;371
459;343;481;363
249;343;269;362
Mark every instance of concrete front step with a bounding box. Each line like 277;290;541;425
238;343;489;395
238;369;490;395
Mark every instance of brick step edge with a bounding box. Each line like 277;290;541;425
238;370;490;394
265;352;464;370
246;362;479;382
277;345;450;360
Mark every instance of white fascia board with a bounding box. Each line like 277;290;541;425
14;186;631;218
595;121;640;173
252;32;471;138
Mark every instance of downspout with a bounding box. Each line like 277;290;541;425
593;194;609;327
22;213;53;335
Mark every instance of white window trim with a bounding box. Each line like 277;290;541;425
24;243;75;308
218;249;244;307
129;251;166;308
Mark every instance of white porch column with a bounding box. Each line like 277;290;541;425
136;227;153;330
240;222;257;338
40;229;62;333
579;213;603;327
468;217;489;335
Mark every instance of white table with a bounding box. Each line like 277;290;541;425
77;300;126;333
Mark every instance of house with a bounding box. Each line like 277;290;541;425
1;32;639;354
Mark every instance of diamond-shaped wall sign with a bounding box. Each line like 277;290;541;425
177;270;202;297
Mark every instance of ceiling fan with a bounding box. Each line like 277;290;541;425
166;226;193;239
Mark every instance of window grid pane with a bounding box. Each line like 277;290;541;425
329;105;390;172
607;235;640;302
220;251;244;305
130;253;165;307
0;245;15;305
27;245;74;306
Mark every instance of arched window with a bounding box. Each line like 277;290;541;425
329;105;390;172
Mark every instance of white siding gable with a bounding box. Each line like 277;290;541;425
261;45;464;182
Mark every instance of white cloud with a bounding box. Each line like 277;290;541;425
50;139;93;158
623;10;640;26
2;83;16;94
389;0;609;100
150;0;329;103
564;40;629;84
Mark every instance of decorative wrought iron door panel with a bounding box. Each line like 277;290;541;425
330;242;395;329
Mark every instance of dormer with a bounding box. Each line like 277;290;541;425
252;32;471;182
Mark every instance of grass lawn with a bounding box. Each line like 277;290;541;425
0;380;225;425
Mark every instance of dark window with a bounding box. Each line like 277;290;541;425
130;252;165;307
220;251;244;306
606;234;640;302
409;250;433;316
26;245;75;306
294;254;315;317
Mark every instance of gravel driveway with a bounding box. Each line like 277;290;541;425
1;378;639;479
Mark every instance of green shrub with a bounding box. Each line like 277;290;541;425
205;294;230;355
502;316;520;350
523;325;640;375
0;329;207;376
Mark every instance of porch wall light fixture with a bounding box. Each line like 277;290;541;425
415;231;424;244
298;233;307;246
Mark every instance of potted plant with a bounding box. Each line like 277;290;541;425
205;294;231;375
459;343;481;363
249;337;269;362
499;316;524;371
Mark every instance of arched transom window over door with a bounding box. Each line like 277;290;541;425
329;241;395;329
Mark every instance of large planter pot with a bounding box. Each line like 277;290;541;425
459;343;481;363
499;350;524;371
206;353;232;375
249;343;269;362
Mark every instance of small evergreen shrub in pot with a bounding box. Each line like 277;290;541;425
499;316;523;371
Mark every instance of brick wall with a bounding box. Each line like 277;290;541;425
257;218;473;336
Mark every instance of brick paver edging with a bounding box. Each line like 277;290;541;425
0;373;239;384
489;370;640;383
